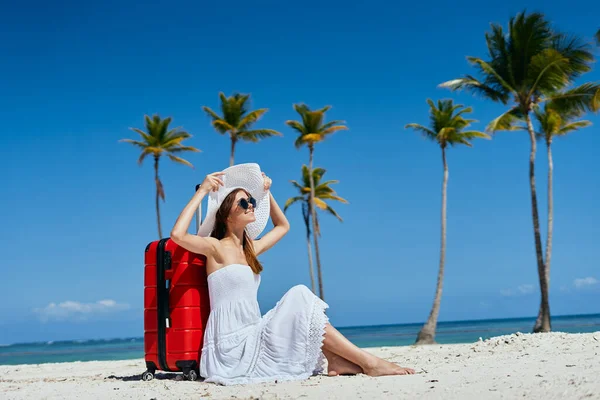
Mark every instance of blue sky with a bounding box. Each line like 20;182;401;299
1;0;599;344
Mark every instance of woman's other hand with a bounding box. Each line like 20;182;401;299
262;172;272;192
198;172;225;193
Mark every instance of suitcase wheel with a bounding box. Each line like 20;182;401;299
184;369;198;381
142;370;154;381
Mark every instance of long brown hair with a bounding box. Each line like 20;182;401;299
210;189;263;274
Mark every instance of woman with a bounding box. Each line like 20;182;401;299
170;168;415;385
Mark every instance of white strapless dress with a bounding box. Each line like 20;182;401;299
199;264;329;385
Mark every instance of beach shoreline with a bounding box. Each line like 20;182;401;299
1;331;599;399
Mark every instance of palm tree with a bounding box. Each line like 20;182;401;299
202;92;282;166
284;165;348;294
439;11;599;333
499;102;592;331
120;114;200;239
286;104;348;301
406;99;490;345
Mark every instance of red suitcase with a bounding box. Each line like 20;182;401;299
142;237;211;381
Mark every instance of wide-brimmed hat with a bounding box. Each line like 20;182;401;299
197;163;270;240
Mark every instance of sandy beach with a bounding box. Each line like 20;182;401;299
1;332;598;399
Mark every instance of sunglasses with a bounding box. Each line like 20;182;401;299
238;196;257;210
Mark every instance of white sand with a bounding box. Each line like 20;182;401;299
1;332;599;399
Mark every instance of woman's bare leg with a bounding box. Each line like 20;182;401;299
322;323;415;376
322;348;363;376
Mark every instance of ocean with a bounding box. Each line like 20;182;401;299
2;313;598;366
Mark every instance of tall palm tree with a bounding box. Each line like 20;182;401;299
286;104;348;301
439;11;599;333
202;92;282;166
406;99;490;345
284;165;348;294
499;103;592;331
120;114;200;239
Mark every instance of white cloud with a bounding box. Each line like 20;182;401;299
33;299;130;322
501;284;535;297
573;277;598;289
518;284;535;294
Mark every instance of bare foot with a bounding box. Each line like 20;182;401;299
327;353;363;376
363;357;415;377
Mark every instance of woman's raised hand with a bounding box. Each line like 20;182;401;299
198;172;225;193
262;172;272;192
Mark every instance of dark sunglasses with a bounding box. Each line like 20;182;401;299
238;196;256;210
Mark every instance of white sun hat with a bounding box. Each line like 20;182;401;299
196;163;270;240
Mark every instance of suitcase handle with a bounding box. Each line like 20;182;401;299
162;249;172;328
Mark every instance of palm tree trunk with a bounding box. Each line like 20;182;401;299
525;113;551;333
305;214;316;294
230;137;236;167
534;140;554;332
154;156;163;239
416;146;448;345
308;147;325;301
302;203;316;293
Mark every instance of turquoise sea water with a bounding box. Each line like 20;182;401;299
2;314;598;366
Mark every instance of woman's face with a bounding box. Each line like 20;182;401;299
228;189;256;226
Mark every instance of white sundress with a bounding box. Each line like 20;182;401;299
199;264;330;385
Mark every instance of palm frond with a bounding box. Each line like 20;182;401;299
439;76;509;103
161;131;194;148
319;193;349;203
322;125;348;135
289;179;304;190
286;120;306;135
551;32;594;81
404;123;437;141
466;56;516;95
314;188;335;198
167;154;194;168
202;106;222;121
313;198;328;210
119;139;148;149
460;131;491;140
211;119;235;134
298;133;324;144
486;107;525;132
238;129;283;142
294;135;307;149
556;120;592;135
284;196;305;212
545;83;600;115
128;128;153;143
137;148;153;165
238;109;268;130
527;48;570;96
316;179;339;188
168;145;201;153
320;120;345;131
324;204;343;222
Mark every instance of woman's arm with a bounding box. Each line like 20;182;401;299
254;176;290;255
170;172;224;258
